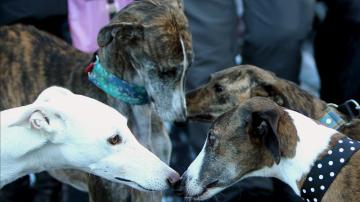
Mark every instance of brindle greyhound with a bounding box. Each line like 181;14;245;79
186;65;360;140
0;0;193;201
180;97;360;202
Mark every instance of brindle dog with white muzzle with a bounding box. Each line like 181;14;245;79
180;97;360;202
0;0;193;201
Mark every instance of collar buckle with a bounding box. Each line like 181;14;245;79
337;99;360;119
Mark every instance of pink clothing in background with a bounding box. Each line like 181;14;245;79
68;0;133;53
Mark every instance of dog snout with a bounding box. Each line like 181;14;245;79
175;107;187;122
205;179;219;189
172;176;186;196
172;171;189;195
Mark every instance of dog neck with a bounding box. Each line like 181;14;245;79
275;80;347;122
86;56;149;105
242;109;339;195
0;107;67;187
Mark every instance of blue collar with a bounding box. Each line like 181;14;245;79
319;106;347;130
86;56;149;105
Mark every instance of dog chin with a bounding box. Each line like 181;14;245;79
187;187;224;201
114;178;160;192
156;108;186;122
127;182;158;192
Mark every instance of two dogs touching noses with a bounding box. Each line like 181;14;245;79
2;73;359;201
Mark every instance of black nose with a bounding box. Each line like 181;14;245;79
172;178;185;196
172;172;188;196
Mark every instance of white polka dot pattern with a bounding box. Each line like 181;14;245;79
301;137;360;202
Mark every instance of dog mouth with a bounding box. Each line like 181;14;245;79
184;180;220;200
115;177;156;192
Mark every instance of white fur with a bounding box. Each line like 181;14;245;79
170;35;187;119
185;140;207;196
242;109;336;195
0;86;178;190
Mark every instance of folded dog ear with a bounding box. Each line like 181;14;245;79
30;110;53;133
29;109;65;143
251;83;285;106
97;23;144;47
250;109;281;164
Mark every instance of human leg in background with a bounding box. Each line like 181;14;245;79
242;0;315;83
315;0;360;104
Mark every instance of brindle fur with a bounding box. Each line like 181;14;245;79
186;65;360;140
0;1;193;201
184;97;360;202
180;97;299;194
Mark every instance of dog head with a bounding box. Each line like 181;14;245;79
179;97;298;200
186;65;289;122
11;86;179;191
97;0;193;122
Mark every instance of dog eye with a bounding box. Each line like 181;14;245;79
213;83;224;93
208;131;216;146
107;134;122;145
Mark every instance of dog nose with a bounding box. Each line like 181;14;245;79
167;172;181;186
173;171;188;195
172;177;185;196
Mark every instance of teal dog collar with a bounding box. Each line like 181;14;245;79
85;56;149;105
319;106;347;130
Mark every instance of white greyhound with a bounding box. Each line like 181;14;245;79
0;86;179;189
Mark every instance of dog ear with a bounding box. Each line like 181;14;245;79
97;23;144;47
251;83;285;106
249;109;281;164
29;109;66;143
30;110;54;133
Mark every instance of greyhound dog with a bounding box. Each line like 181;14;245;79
0;0;192;201
186;65;360;140
180;97;360;202
1;86;179;189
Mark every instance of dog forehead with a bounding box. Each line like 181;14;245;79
243;97;279;111
212;107;248;134
144;28;190;65
213;97;279;130
52;94;127;127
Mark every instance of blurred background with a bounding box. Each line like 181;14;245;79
0;0;359;201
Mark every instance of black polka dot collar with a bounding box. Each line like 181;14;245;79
301;137;360;202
